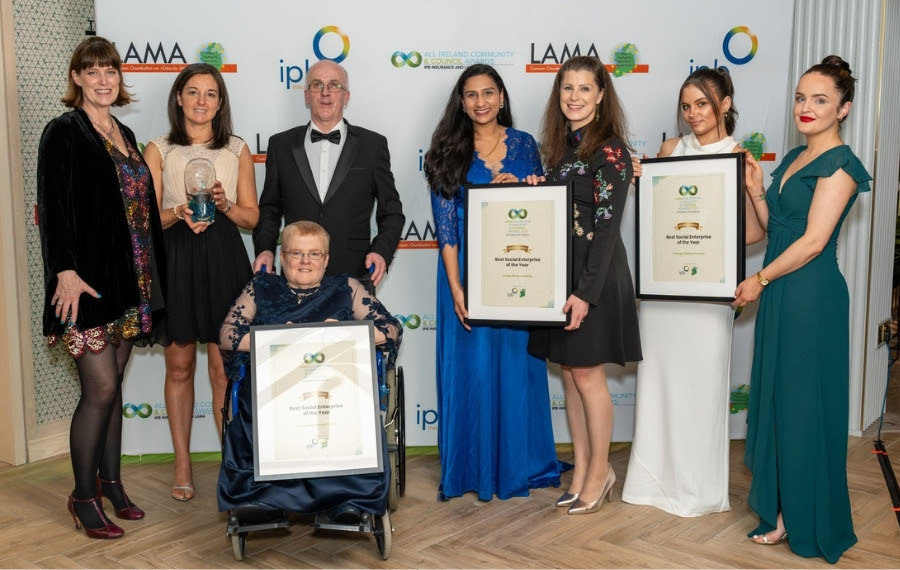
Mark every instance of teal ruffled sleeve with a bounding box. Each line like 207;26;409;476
802;145;872;193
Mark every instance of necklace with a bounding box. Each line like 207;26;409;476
85;109;116;139
476;130;503;158
290;285;320;304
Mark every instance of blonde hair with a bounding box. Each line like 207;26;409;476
281;221;330;253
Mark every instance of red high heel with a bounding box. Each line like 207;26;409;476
67;495;125;539
96;478;145;520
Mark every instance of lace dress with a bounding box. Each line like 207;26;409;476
152;135;252;343
430;127;562;501
217;273;401;512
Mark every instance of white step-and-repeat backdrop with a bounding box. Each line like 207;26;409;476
97;0;794;453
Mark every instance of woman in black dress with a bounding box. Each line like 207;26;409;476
527;56;642;515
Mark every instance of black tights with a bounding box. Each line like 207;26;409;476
70;340;134;500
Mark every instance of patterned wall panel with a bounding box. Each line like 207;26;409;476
12;0;94;425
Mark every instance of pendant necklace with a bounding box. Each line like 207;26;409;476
291;285;320;305
86;110;116;140
476;130;503;158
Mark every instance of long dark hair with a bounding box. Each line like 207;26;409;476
678;67;738;137
424;64;514;199
166;63;233;149
539;56;631;167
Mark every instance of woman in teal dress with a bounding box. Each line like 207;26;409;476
424;64;562;500
734;56;871;563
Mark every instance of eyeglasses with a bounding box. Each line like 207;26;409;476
306;80;346;93
285;250;327;261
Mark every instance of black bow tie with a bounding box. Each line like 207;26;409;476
310;129;341;144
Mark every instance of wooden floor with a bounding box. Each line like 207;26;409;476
0;433;899;569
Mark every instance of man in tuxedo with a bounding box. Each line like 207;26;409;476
253;60;405;289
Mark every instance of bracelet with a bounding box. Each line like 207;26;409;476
223;199;232;214
174;203;185;220
753;193;766;202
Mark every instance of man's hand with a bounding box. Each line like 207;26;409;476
254;250;275;273
366;252;387;286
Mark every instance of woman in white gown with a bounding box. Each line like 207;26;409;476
622;67;764;517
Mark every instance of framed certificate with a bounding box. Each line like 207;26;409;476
463;182;571;326
635;153;745;301
250;321;383;480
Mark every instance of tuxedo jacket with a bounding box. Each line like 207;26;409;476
253;120;405;277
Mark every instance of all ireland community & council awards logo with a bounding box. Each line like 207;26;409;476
120;41;237;73
389;48;516;70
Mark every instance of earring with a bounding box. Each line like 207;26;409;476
838;116;844;122
500;101;504;109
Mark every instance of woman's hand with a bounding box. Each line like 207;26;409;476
51;270;100;324
524;174;546;186
491;172;519;184
211;181;230;214
182;207;210;234
450;284;471;331
733;275;763;307
742;148;765;197
630;154;648;185
562;294;589;331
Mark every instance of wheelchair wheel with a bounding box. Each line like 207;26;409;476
397;367;406;497
373;509;392;560
231;532;247;561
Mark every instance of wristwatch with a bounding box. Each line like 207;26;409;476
756;272;770;287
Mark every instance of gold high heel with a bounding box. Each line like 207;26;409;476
556;491;580;507
567;464;615;515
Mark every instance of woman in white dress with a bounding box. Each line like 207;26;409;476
622;67;764;516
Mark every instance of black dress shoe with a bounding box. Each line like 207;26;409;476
330;504;362;525
233;502;284;523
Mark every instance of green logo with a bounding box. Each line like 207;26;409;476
741;132;767;161
678;185;699;196
303;352;325;364
612;43;638;77
730;384;750;414
123;403;152;419
508;208;528;219
199;42;226;70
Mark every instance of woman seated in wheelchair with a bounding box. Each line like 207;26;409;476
217;221;402;524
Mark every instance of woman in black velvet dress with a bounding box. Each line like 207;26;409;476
37;37;166;539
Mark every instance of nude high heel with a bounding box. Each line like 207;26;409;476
567;464;616;515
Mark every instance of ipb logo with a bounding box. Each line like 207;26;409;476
313;26;350;63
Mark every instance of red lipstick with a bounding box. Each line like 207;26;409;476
799;116;815;123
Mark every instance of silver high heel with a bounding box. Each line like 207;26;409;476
556;491;580;507
567;464;616;515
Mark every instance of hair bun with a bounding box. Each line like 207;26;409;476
821;55;851;74
715;66;730;76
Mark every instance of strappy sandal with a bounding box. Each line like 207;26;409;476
750;531;788;545
171;482;195;502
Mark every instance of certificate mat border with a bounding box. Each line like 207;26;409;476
463;182;572;326
634;153;745;302
250;320;384;481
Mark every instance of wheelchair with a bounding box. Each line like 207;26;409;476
220;346;405;561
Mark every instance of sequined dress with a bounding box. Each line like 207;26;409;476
50;136;155;357
153;135;252;343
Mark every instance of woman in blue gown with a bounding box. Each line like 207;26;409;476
217;221;401;515
734;56;871;564
424;64;562;501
